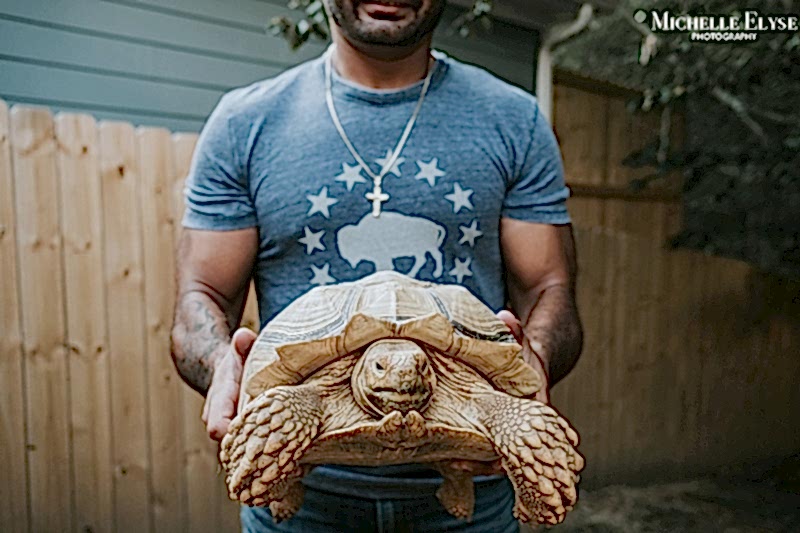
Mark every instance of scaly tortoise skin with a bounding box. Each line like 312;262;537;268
220;271;584;525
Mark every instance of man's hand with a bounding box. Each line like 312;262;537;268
201;328;258;441
497;310;550;404
445;309;552;477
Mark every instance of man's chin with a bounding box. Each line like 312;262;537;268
348;23;421;47
353;11;418;42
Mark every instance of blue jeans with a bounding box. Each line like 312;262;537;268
240;472;519;533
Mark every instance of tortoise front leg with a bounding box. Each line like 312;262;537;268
474;394;584;525
220;384;324;519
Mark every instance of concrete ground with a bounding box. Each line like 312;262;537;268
522;456;800;532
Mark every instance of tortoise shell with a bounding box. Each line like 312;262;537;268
241;271;542;405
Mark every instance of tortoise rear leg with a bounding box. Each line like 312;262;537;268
267;474;306;522
432;462;475;522
474;394;584;525
220;385;324;519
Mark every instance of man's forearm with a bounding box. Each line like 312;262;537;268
171;291;232;395
521;284;583;385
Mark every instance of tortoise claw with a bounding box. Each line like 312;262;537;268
404;410;427;439
376;411;404;438
375;410;428;444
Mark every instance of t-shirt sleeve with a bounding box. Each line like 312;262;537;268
501;101;571;224
181;93;257;231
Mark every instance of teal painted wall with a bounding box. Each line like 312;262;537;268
0;0;538;132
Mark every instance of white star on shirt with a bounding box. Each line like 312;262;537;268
458;220;484;248
376;149;405;177
334;163;367;191
445;183;474;214
298;226;325;255
306;186;338;218
450;257;473;284
415;158;446;187
309;263;336;286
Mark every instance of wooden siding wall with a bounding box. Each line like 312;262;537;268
551;79;800;485
0;0;538;133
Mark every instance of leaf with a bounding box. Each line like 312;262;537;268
297;19;310;36
305;0;323;15
785;137;800;150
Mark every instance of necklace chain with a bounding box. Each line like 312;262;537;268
325;47;436;217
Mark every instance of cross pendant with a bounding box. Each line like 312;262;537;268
366;186;390;217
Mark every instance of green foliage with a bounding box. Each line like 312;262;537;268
555;0;800;277
268;1;494;48
269;1;329;49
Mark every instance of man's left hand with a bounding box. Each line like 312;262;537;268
496;310;550;404
445;310;551;477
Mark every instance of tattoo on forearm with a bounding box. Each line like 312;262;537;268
171;292;231;394
524;285;583;385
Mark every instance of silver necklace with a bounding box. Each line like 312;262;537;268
325;47;436;217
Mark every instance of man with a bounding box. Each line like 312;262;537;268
171;0;582;531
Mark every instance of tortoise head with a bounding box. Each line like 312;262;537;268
352;339;436;417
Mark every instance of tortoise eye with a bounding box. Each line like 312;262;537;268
375;362;385;371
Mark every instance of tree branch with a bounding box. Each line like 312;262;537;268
750;107;799;126
619;6;659;65
542;4;594;48
450;0;493;37
711;86;769;146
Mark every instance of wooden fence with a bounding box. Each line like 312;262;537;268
551;76;800;484
0;100;258;533
1;83;798;533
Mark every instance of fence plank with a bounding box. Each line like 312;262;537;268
557;85;609;186
138;127;186;532
699;259;748;464
592;230;617;479
0;101;30;533
99;121;153;531
556;85;609;227
171;133;239;531
241;283;260;332
171;135;192;245
55;112;114;533
641;234;669;468
571;229;613;470
622;234;657;468
604;231;630;473
10;105;73;531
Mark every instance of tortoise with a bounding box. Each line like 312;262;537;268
220;271;584;525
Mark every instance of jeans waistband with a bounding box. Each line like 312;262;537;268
302;466;506;500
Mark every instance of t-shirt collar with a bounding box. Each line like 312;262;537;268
322;45;450;105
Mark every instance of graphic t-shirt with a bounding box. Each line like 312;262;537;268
182;49;570;495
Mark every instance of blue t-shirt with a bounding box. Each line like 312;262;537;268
183;49;570;495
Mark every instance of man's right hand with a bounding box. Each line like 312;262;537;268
201;328;258;441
